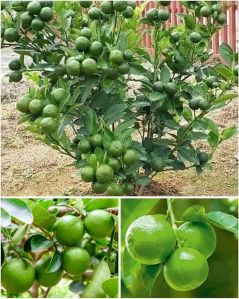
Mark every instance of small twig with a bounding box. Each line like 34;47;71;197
43;287;51;298
48;206;74;216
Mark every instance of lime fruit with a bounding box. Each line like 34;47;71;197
151;157;164;172
62;247;90;275
91;134;103;147
200;6;212;17
113;1;127;12
189;98;200;110
146;8;158;20
126;214;176;264
9;59;21;71
84;209;114;238
198;98;210;110
81;165;95;182
108;157;121;173
197;152;209;164
123;149;138;166
9;71;22;82
40;117;58;134
152;81;164;92
78;139;91;153
89;41;103;56
16;96;31;113
42;104;58;117
177;222;216;258
205;76;217;87
79;1;92;8
27;1;42;15
75;36;90;51
123;50;133;61
164;247;209;291
51;88;66;103
53;215;84;246
165;82;177;95
80;27;92;39
217;14;226;25
233;65;238;76
35;255;62;287
91;181;107;194
127;0;136;9
159;1;171;6
189;32;202;43
88;7;101;20
29;99;44;114
117;62;129;74
96;164;114;183
212;4;222;13
108;140;124;157
1;258;35;293
66;60;81;76
107;183;123;195
82;58;97;75
31;17;45;31
21;12;33;29
110;50;124;65
39;7;53;21
100;1;114;14
170;32;180;43
158;9;170;21
4;28;19;42
122;183;134;195
122;6;134;18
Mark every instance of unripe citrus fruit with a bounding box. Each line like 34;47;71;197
29;99;44;114
152;81;164;92
108;140;124;157
75;36;90;51
89;41;103;56
113;1;127;12
233;65;238;76
197;152;209;164
4;28;19;42
16;96;31;113
164;247;209;291
123;50;133;61
146;8;158;20
122;6;134;18
189;98;200;110
27;1;42;15
107;183;123;196
66;60;81;76
51;88;66;103
217;14;226;25
31;17;45;31
84;209;114;239
158;9;170;21
117;62;129;74
170;32;180;43
42;1;53;8
9;59;21;71
123;183;134;195
39;6;53;21
96;164;114;183
40;117;58;134
177;222;216;258
91;181;107;194
205;76;217;87
126;214;176;265
62;247;90;275
100;1;114;14
151;157;164;172
127;0;136;9
189;32;202;43
1;258;35;293
212;4;222;13
53;215;84;246
80;27;92;39
200;6;212;17
108;157;121;173
42;104;58;117
159;1;171;6
123;149;138;166
91;133;103;147
35;255;62;287
79;1;92;8
198;98;210;110
81;165;95;182
82;58;97;75
12;1;25;12
88;7;101;20
165;82;177;95
78;139;91;153
110;50;124;65
9;71;22;82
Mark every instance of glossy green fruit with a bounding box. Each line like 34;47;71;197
53;215;84;246
89;41;103;56
123;149;137;166
78;139;91;153
100;1;114;14
79;1;92;8
82;58;97;75
212;4;222;13
198;98;210;110
9;59;21;71
110;50;124;64
127;0;136;9
88;7;101;20
117;62;129;74
233;65;238;76
79;27;92;39
51;88;66;103
27;1;42;15
152;81;164;92
40;117;58;134
75;36;90;51
146;8;158;20
108;140;124;157
122;6;134;18
108;157;121;173
200;6;212;17
113;1;128;12
217;14;226;25
151;157;164;172
16;96;31;113
39;6;53;21
170;32;180;43
107;183;123;196
197;152;209;164
66;60;81;76
31;18;45;31
21;12;33;29
123;50;133;61
126;214;176;264
4;28;19;42
159;1;171;6
158;9;170;21
91;133;103;147
189;32;202;43
42;104;58;117
84;209;114;239
165;82;177;95
62;247;90;275
35;255;62;287
122;183;134;195
96;164;114;183
189;98;200;110
164;247;209;291
205;76;218;87
81;165;95;182
29;99;44;114
91;181;107;194
177;222;217;258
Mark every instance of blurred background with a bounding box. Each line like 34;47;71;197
121;198;238;298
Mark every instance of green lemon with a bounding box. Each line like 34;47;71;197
79;27;92;39
12;1;25;11
75;36;90;51
84;209;114;239
1;258;35;293
78;139;91;153
233;65;238;76
96;164;114;183
31;17;45;31
91;181;107;194
189;32;202;43
189;98;200;110
53;215;84;246
100;1;114;14
9;59;21;71
122;6;134;18
29;99;44;114
126;214;176;265
89;41;103;56
158;9;170;21
88;7;101;20
66;60;81;76
107;183;123;196
91;133;103;147
164;247;209;291
170;32;180;43
40;117;58;134
41;1;53;7
127;1;136;9
177;222;216;258
51;88;66;103
16;96;31;113
151;157;164;172
4;28;19;42
82;58;97;75
42;104;58;117
39;6;53;21
212;4;222;13
113;1;128;12
159;1;171;6
79;1;92;8
35;255;62;287
108;157;121;173
217;14;226;25
117;62;129;74
198;98;210;110
123;149;138;166
152;81;164;92
110;50;124;65
122;183;134;195
197;151;209;164
108;140;124;157
27;1;42;15
165;82;177;95
62;247;90;275
200;6;212;17
205;76;217;87
21;11;33;29
123;50;133;61
76;54;85;62
81;165;95;182
9;71;22;82
146;8;158;20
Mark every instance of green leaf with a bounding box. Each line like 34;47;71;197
85;108;98;135
82;260;111;298
31;235;54;252
136;175;151;186
129;62;148;76
123;248;140;278
215;65;232;80
1;199;33;224
178;147;200;165
184;14;196;30
1;208;11;227
82;83;95;104
219;43;234;66
160;66;170;84
182;205;206;222
88;154;97;169
12;224;29;246
148;92;165;103
60;46;79;57
140;264;163;295
182;107;193;122
206;211;238;236
69;281;85;294
214;92;237;104
102;277;118;298
220;126;237;140
47;251;62;273
104;104;126;125
208;131;219;148
101;78;114;94
84;198;118;211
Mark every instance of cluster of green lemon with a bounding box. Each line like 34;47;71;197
146;0;171;23
200;3;226;25
126;214;216;291
1;211;115;294
76;137;138;195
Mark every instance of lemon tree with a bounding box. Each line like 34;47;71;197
1;198;119;298
1;0;238;195
121;198;238;297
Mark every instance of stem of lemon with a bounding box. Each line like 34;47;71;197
166;199;177;230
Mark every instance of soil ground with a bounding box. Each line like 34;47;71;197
1;47;238;196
